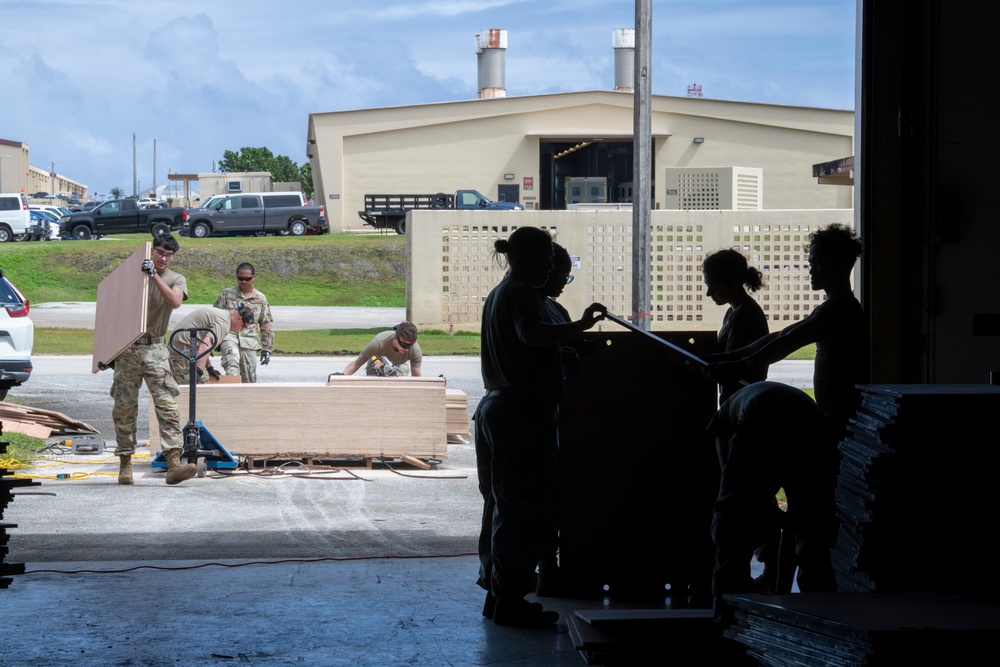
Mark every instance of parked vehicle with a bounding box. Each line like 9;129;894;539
0;269;33;401
357;189;522;234
31;209;62;240
27;210;54;241
31;205;72;220
69;201;100;213
137;197;165;209
182;192;326;238
59;198;188;240
0;192;32;243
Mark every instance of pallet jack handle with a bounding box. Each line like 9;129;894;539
168;328;218;468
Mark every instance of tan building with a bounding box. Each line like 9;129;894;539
0;138;88;199
307;91;853;234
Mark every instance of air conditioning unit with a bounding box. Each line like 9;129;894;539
227;181;243;193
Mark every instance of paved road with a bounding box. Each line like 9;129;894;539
30;301;406;330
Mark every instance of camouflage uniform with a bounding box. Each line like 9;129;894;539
111;267;187;455
213;285;274;383
168;307;232;386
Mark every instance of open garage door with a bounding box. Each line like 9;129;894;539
539;139;649;209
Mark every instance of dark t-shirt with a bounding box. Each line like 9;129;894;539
717;298;769;403
480;275;562;404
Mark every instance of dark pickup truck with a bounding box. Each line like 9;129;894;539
182;193;327;238
358;189;522;234
59;198;188;240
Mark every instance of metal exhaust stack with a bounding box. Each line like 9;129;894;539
476;29;507;98
613;28;635;92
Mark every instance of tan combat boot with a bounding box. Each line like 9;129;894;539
118;455;134;485
164;449;198;485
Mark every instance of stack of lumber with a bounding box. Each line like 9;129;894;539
1;423;39;588
446;388;470;436
148;376;452;461
568;608;754;666
724;592;1000;666
0;401;100;439
833;384;1000;603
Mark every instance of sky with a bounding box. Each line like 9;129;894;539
0;0;856;199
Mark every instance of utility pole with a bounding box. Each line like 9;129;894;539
631;0;652;331
132;133;137;197
152;139;157;196
50;161;60;195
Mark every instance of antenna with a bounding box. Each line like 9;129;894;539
686;84;703;98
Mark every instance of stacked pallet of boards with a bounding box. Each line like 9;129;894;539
148;376;463;465
833;383;1000;603
723;592;1000;666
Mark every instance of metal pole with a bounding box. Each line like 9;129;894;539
132;133;137;197
632;0;652;331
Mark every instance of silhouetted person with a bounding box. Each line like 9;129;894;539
708;223;866;438
475;227;605;628
709;381;839;629
702;248;769;405
535;243;575;597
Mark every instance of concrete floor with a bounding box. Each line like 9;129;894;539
3;445;749;667
5;555;643;667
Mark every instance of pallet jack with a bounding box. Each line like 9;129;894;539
151;327;238;476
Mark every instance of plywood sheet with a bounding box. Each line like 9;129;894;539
92;243;151;373
0;401;99;435
148;379;448;460
446;388;470;435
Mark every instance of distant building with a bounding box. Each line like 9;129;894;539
307;91;853;234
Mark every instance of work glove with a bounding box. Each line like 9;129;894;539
207;365;221;381
141;259;156;277
260;349;271;365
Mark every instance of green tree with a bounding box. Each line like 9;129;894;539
219;147;276;173
219;146;310;192
271;155;300;184
109;186;124;199
299;162;314;198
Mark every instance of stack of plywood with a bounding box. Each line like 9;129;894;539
148;376;455;462
446;388;470;436
0;402;100;439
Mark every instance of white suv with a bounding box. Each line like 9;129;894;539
0;192;31;243
0;270;33;400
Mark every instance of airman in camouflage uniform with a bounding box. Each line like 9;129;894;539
168;306;251;385
213;262;274;383
111;233;198;485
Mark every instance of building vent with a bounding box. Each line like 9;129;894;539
612;28;635;92
476;29;507;98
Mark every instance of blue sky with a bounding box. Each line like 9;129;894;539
0;0;856;198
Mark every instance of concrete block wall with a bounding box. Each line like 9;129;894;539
406;208;854;334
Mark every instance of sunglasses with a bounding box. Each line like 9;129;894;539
396;336;414;349
153;248;175;259
237;276;254;282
